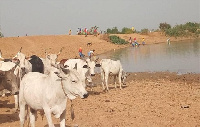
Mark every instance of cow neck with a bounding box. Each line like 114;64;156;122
60;78;68;97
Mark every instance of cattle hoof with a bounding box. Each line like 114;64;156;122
102;89;107;92
73;124;79;127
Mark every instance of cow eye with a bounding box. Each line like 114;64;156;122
7;79;11;82
72;80;76;83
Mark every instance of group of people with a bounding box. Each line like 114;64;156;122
77;28;88;37
129;37;145;47
79;47;95;59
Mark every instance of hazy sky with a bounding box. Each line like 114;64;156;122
0;0;199;37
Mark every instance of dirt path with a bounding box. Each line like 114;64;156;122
0;72;199;127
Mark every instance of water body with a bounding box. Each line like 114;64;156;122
98;39;200;74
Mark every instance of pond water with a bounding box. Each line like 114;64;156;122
98;39;200;74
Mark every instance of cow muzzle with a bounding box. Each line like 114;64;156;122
83;93;89;99
91;74;95;76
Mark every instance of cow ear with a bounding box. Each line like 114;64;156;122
83;65;88;68
95;64;101;67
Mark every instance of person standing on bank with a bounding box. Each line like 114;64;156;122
79;47;84;58
88;49;95;59
69;29;72;35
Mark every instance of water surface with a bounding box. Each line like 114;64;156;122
98;39;200;74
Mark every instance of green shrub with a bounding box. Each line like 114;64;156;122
109;35;128;45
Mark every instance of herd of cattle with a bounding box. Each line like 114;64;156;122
0;47;128;127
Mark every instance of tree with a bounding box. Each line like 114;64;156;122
159;22;171;31
106;27;119;34
121;27;133;34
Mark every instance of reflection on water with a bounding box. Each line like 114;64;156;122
98;39;200;73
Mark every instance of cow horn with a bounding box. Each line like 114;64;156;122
57;47;64;56
0;50;4;60
19;47;22;52
95;57;99;62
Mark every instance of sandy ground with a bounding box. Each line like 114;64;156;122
0;32;200;127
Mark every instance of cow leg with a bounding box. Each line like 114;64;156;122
29;108;37;127
43;107;55;127
105;73;109;91
118;73;122;90
19;102;26;127
113;75;117;89
101;70;105;90
14;94;19;111
60;109;66;127
86;75;93;91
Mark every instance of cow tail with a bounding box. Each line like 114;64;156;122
70;100;75;121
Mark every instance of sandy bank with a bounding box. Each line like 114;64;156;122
0;32;199;61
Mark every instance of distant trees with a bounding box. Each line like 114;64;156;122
107;27;119;34
121;27;133;34
106;27;134;34
163;22;200;37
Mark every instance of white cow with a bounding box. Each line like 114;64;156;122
13;48;32;79
19;66;88;127
100;59;127;91
63;58;100;88
41;48;63;74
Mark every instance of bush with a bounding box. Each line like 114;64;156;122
109;35;128;45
